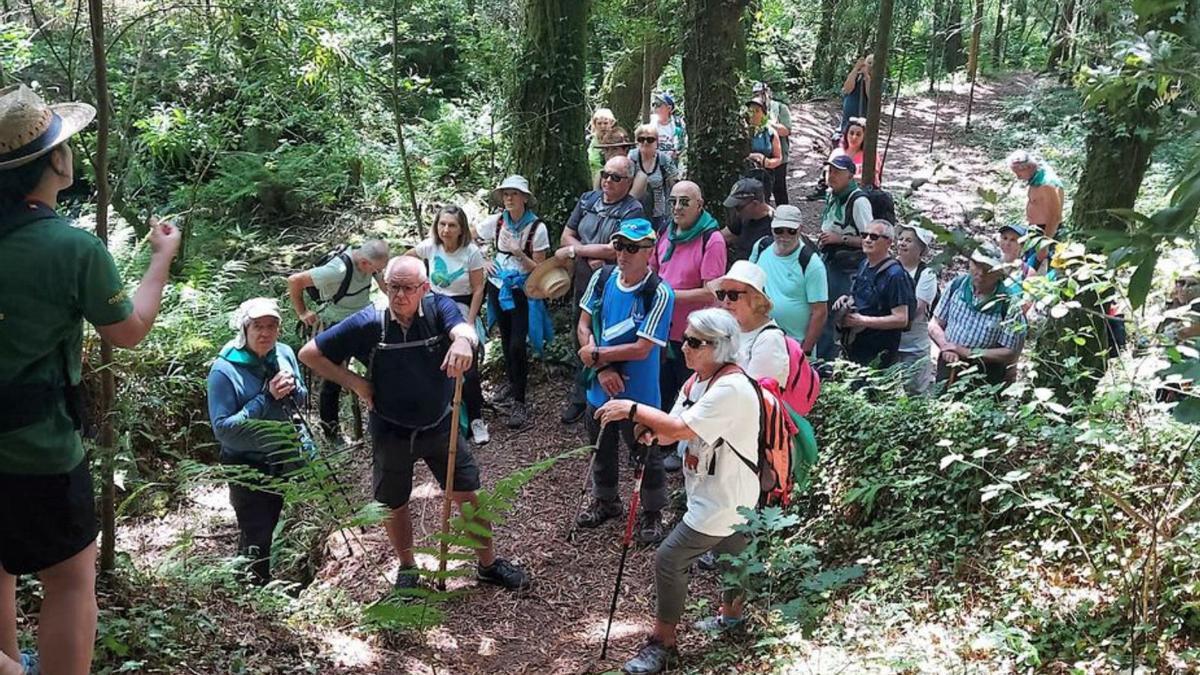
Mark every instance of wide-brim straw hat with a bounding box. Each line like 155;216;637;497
0;84;96;171
490;175;536;207
595;127;635;149
524;258;572;301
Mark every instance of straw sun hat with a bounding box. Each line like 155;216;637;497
0;84;96;171
524;258;571;300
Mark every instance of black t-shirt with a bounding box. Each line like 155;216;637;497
728;214;773;263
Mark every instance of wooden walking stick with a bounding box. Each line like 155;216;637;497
437;374;466;591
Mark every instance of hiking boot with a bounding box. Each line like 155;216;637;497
696;550;718;571
476;558;531;591
507;401;528;429
560;400;587;424
622;638;679;674
470;419;490;445
692;614;745;634
633;511;668;546
393;565;420;593
575;498;622;528
492;383;513;405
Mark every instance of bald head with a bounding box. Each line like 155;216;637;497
670;180;705;230
601;155;635;203
385;255;426;284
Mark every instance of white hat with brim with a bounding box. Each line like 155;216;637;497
0;84;96;171
899;223;936;250
524;258;572;300
970;245;1008;271
490;175;536;207
709;260;773;311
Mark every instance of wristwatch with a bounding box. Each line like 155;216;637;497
628;403;639;422
567;245;577;259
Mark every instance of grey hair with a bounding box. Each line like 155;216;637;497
356;239;390;263
1006;149;1037;167
866;219;895;240
686;308;741;365
384;255;426;282
608;154;636;178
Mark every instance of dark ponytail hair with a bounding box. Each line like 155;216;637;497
0;149;57;213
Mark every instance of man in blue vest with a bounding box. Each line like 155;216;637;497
298;256;530;593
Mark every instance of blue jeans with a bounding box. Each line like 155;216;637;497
816;259;857;360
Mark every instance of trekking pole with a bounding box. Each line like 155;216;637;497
281;395;366;544
566;426;603;542
437;374;466;592
600;438;649;661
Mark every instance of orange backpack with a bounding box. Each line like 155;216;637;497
682;364;798;507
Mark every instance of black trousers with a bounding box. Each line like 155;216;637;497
229;481;284;585
318;373;343;439
772;163;790;205
488;285;530;403
584;405;668;513
657;341;691;455
462;358;484;421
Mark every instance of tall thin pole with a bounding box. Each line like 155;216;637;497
87;0;117;573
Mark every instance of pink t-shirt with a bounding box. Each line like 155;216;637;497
650;229;728;341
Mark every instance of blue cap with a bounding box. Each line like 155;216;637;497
826;155;857;174
610;218;657;245
999;223;1028;236
654;92;675;108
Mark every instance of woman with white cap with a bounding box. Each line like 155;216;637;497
477;175;550;428
712;260;790;385
0;84;180;675
206;298;308;586
895;224;939;393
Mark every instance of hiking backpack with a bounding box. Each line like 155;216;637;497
491;214;546;259
749;235;816;273
756;325;821;417
913;261;940;320
860;257;919;332
593;264;662;320
683;364;797;507
304;245;370;305
848;186;897;228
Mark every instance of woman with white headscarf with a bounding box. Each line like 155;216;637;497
206;297;308;585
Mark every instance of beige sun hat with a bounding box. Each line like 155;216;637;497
490;175;536;208
0;84;96;171
524;258;572;300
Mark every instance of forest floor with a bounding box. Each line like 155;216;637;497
113;73;1045;674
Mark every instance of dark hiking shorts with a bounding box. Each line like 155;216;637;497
0;458;98;575
370;420;482;509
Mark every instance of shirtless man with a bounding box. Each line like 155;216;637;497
1007;150;1065;264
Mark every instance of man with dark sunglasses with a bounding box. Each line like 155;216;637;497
576;219;675;545
831;219;916;368
748;204;828;353
720;177;772;264
558;155;646;423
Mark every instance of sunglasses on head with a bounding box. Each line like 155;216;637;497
772;226;798;235
714;289;745;302
667;196;693;208
599;171;627;183
636;137;657;144
863;232;890;241
612;240;651;254
682;335;714;349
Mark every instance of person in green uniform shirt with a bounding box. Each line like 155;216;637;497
0;85;180;675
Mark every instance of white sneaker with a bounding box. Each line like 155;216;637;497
470;419;490;445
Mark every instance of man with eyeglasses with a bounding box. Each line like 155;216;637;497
815;154;874;360
298;256;532;594
831;220;915;368
720;177;772;264
558;155;646;423
576;219;675;545
748;204;828;353
649;181;726;471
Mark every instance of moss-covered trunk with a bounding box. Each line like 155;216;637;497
815;0;839;89
681;0;748;226
602;39;676;130
510;0;593;234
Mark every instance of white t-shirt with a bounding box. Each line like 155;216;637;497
672;372;763;537
409;238;486;299
476;213;551;286
737;322;790;385
898;263;938;354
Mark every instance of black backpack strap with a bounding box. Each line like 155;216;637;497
639;271;662;317
798;243;814;273
329;252;356;304
844;189;867;234
700;228;716;258
750;235;773;262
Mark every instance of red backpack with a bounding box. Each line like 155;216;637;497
682;364;797;507
757;325;821;416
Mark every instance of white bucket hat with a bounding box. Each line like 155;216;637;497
229;298;282;349
899;223;935;251
491;175;536;207
0;84;96;171
710;260;772;311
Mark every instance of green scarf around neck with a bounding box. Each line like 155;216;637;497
661;210;720;262
821;179;860;223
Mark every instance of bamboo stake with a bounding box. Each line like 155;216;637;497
437;375;466;591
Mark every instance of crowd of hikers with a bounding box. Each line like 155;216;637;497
0;63;1094;674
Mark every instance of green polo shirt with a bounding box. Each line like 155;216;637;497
0;203;133;475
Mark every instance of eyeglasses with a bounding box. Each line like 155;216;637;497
772;226;798;235
714;289;745;302
385;283;423;296
667;196;693;208
612;240;651;254
599;171;627;183
636;137;657;144
863;232;890;242
682;335;714;349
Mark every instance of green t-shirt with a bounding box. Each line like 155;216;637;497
751;241;829;340
769;99;792;158
309;253;377;324
0;204;133;475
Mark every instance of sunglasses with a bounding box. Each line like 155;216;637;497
612;240;651;254
772;226;798;235
599;171;627;183
636;137;657;144
682;335;714;349
863;232;890;241
714;289;745;302
667;196;693;208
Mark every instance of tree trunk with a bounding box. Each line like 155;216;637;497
928;0;945;91
815;0;839;89
943;0;965;71
510;0;592;233
991;0;1006;66
861;0;893;188
392;0;422;230
1072;126;1156;234
1046;0;1075;72
601;39;675;130
682;0;748;226
966;0;983;78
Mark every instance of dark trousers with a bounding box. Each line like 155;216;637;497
772;163;790;205
229;482;284;585
657;341;691;454
318;374;343;439
463;358;484;421
488;285;530;403
585;405;668;513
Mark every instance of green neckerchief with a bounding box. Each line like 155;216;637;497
661;210;720;262
1028;166;1064;189
219;341;277;379
821;179;860;226
956;275;1010;316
